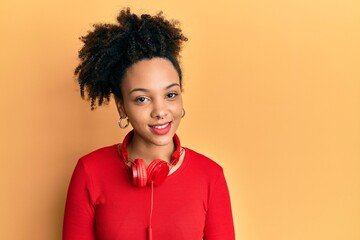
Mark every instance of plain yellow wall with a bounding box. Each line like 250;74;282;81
1;0;359;239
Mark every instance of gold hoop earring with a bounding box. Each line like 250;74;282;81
181;108;186;118
118;118;129;129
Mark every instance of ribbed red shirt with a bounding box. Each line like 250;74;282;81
63;145;235;240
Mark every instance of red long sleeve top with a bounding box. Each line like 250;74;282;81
63;145;235;240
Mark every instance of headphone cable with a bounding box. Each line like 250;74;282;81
148;181;154;240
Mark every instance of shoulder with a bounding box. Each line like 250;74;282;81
77;144;119;169
184;147;224;176
185;147;222;169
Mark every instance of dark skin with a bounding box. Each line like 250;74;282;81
115;58;185;172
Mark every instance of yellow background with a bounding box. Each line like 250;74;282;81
1;0;359;239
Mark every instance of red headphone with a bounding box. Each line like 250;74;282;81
119;130;181;187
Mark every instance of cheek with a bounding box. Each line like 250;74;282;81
171;102;183;118
127;108;147;122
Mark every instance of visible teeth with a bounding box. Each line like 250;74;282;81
152;123;169;129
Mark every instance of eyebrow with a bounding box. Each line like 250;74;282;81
129;83;181;94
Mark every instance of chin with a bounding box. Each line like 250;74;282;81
151;133;176;146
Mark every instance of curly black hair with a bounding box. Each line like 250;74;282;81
74;8;188;110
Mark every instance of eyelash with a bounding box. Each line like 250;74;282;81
134;96;149;103
167;92;178;99
134;92;178;103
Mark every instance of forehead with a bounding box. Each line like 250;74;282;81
122;58;180;90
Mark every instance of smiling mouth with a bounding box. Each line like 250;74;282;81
149;122;170;129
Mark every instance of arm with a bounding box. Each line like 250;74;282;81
204;169;235;240
63;159;96;240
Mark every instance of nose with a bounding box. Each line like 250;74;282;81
151;99;168;119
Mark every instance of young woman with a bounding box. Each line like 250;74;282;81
63;8;235;240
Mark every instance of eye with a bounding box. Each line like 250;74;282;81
166;92;178;99
135;96;149;103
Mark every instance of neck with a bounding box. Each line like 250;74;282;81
127;133;175;166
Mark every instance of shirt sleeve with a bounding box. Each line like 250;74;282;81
63;159;96;240
203;169;235;240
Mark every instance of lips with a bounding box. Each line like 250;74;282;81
149;122;172;135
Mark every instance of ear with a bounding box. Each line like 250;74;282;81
115;97;127;118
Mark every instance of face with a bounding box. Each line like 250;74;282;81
116;57;183;147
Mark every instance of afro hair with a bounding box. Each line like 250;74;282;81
74;8;188;110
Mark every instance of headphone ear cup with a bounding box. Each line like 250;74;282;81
132;159;147;187
147;160;170;186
